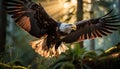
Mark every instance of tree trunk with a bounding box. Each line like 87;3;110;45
77;0;84;48
83;0;95;50
90;39;95;50
89;0;95;50
0;0;7;53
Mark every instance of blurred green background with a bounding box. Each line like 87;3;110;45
0;0;120;69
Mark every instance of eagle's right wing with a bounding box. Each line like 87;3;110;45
5;0;57;37
5;0;38;32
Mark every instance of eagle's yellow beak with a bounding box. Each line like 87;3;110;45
71;25;77;31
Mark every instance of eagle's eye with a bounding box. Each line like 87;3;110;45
65;24;77;31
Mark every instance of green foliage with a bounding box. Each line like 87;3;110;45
99;45;120;57
60;62;75;69
50;43;120;69
49;43;92;69
1;42;120;69
0;62;29;69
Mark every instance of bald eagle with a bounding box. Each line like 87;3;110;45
5;0;120;57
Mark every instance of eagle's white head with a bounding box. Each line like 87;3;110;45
59;23;77;34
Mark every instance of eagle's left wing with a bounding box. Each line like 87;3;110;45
62;10;120;43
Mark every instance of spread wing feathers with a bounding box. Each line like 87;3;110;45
62;10;120;43
5;0;57;37
5;0;33;32
30;36;68;57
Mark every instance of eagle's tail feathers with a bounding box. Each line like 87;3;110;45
30;38;68;58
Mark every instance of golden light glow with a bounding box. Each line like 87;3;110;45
83;0;91;3
31;38;68;58
71;0;77;5
83;0;92;20
63;0;77;8
105;46;117;53
40;0;77;20
63;2;70;8
111;53;119;57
